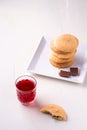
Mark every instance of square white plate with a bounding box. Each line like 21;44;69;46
27;36;87;83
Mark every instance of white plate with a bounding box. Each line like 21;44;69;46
27;36;87;83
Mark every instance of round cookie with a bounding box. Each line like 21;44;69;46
50;50;76;59
53;34;79;52
49;52;74;63
50;40;73;54
49;58;74;68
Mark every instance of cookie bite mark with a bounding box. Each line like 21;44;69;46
40;104;67;121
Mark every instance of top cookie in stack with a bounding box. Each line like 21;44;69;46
49;34;79;68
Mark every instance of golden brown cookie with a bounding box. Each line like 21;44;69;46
40;104;67;121
49;58;74;68
50;40;73;54
49;52;74;63
50;50;76;59
50;40;77;54
53;34;79;52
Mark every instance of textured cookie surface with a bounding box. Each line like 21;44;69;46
49;34;79;68
40;104;67;121
49;58;74;68
50;40;76;54
49;53;74;63
53;34;79;52
50;49;76;59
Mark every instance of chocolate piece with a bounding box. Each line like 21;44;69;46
70;67;78;76
59;70;70;78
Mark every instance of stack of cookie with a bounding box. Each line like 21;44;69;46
49;34;79;68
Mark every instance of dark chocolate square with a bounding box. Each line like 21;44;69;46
59;70;71;78
70;67;78;76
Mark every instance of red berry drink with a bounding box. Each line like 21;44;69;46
15;75;37;105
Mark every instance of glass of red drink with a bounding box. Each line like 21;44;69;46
15;75;37;106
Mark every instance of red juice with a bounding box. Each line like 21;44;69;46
16;79;35;91
15;76;37;105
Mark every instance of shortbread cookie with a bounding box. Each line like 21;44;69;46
50;40;77;54
49;58;74;68
53;34;79;52
50;49;76;59
40;104;67;121
49;52;74;63
50;40;74;54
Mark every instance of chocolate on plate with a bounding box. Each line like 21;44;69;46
59;70;71;78
70;67;78;76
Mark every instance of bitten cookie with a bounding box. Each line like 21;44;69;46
40;104;67;121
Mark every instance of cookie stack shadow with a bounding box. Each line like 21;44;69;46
49;34;79;68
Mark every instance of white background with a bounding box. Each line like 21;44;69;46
0;0;87;130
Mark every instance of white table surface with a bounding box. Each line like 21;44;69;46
0;0;87;130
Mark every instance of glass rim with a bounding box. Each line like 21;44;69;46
15;75;37;92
